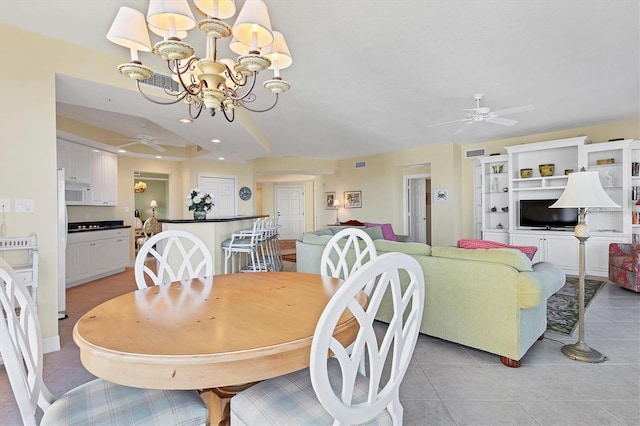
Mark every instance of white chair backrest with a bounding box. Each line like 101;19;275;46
320;228;377;282
310;252;425;425
0;259;56;425
142;217;159;238
135;230;213;289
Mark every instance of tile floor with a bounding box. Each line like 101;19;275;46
1;263;639;425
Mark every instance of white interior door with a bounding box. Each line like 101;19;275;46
198;175;235;218
276;186;305;240
408;177;429;244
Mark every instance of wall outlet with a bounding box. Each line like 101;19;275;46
124;206;129;213
0;198;10;213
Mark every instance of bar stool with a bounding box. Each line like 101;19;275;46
222;219;263;274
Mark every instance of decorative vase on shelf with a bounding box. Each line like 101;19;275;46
193;210;207;220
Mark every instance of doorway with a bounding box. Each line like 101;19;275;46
276;186;305;240
134;172;169;222
405;174;431;245
198;175;236;218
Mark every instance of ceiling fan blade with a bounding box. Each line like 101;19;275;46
146;143;166;153
491;104;535;116
486;117;518;126
428;118;472;128
117;142;139;148
454;121;474;135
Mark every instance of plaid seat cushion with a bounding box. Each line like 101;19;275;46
41;379;207;426
231;358;393;425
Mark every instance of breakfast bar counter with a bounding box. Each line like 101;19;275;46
159;216;267;275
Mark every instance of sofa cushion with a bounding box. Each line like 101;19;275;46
432;246;533;272
457;238;538;260
374;240;431;256
314;228;335;236
364;222;398;241
300;234;334;245
361;225;384;240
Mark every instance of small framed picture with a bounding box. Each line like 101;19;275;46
433;188;449;202
325;192;336;209
344;190;362;209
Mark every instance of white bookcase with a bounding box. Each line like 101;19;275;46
476;154;510;243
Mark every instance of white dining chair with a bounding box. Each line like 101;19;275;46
230;251;425;425
321;227;378;287
135;229;213;289
0;261;208;426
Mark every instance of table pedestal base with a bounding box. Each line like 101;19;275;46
202;383;258;426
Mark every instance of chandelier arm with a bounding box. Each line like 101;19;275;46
226;72;259;101
172;59;206;96
221;107;235;122
188;102;205;120
240;94;279;113
135;81;188;105
222;64;247;88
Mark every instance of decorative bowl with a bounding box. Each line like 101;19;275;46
564;169;574;175
520;168;533;178
539;164;555;177
491;164;503;174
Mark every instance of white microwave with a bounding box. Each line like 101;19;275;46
65;182;90;205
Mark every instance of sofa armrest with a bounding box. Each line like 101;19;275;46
609;242;634;257
518;262;566;309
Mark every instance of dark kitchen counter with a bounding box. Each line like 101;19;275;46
68;220;131;233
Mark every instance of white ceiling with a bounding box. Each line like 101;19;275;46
3;1;639;164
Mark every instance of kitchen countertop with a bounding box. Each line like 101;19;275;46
68;220;131;233
158;215;267;224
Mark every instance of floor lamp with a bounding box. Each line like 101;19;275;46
550;170;619;362
333;199;341;224
149;200;158;217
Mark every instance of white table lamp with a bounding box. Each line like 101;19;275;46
550;170;619;362
333;199;340;225
149;200;158;217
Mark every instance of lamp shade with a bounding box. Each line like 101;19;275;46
149;200;159;209
264;31;292;70
232;0;273;50
147;0;196;34
194;0;236;19
550;171;620;208
332;199;340;208
107;7;152;54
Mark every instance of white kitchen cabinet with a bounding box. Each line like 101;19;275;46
90;150;118;205
66;228;130;288
57;139;92;183
510;231;579;274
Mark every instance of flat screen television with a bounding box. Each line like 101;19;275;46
519;199;578;229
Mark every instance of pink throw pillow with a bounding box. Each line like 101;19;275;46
457;238;538;260
364;222;398;241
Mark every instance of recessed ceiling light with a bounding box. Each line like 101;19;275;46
178;118;192;124
117;149;127;153
155;155;163;159
211;139;221;143
218;157;225;160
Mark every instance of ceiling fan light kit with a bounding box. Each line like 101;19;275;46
429;93;535;134
107;0;293;122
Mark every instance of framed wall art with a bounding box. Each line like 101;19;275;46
344;190;362;208
433;188;450;202
325;192;336;209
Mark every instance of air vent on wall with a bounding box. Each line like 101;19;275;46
355;161;366;168
465;148;486;158
140;73;180;93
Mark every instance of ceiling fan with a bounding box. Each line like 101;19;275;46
102;124;180;153
429;94;535;135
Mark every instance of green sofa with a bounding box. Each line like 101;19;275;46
296;228;565;367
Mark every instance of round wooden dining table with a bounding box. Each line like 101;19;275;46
73;271;364;425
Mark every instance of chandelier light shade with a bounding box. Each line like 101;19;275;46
107;0;292;122
550;170;619;363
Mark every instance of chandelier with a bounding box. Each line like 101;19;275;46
106;0;292;122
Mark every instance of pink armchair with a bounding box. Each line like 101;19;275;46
608;243;640;292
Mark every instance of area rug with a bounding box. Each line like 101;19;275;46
546;276;606;335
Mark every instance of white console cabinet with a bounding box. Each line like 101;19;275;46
66;228;129;288
510;231;579;275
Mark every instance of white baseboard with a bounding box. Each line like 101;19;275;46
43;335;61;354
